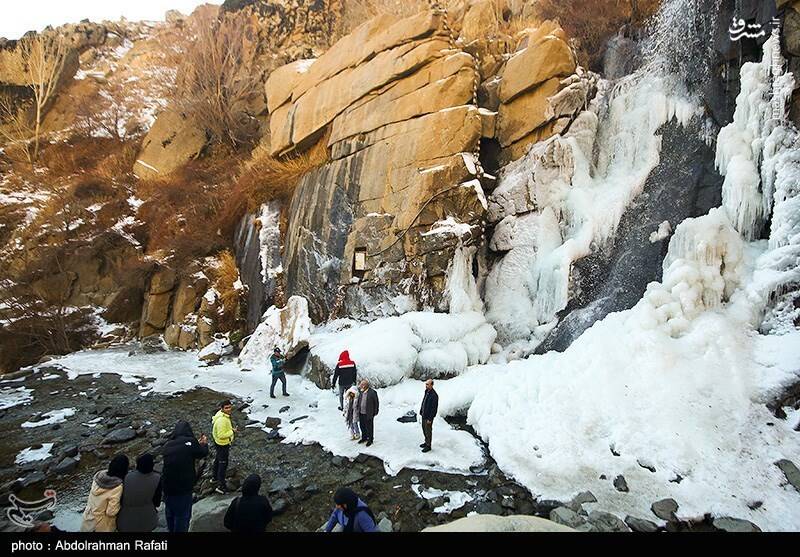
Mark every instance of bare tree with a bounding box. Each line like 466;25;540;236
0;93;35;164
21;33;70;161
170;10;263;149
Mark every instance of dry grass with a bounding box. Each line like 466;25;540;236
209;249;242;331
532;0;662;70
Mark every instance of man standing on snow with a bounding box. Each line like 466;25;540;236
332;350;357;411
356;379;379;447
212;400;237;493
269;347;290;399
419;379;438;453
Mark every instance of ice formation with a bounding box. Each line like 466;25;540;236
238;295;312;367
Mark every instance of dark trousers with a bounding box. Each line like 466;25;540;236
164;493;193;533
270;372;288;396
214;444;229;485
422;419;433;448
359;413;374;442
338;382;353;409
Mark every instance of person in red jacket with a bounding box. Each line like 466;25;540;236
332;350;357;411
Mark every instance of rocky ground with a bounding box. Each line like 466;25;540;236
1;363;780;533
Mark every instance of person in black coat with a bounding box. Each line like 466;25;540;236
419;379;438;452
331;350;357;411
224;474;273;533
356;379;379;447
161;421;209;533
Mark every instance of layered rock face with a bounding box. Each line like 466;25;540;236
270;11;489;321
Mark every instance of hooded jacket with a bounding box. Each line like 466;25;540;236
80;471;123;532
223;475;273;533
161;421;209;496
212;410;234;446
344;386;360;425
332;350;357;387
116;468;162;533
325;489;377;533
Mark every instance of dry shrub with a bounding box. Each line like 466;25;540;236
169;9;263;150
532;0;662;71
135;156;236;265
236;134;329;212
38;136;139;179
209;249;242;332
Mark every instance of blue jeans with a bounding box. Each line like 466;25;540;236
164;493;193;533
270;372;288;396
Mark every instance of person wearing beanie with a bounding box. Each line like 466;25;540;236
332;350;357;411
80;454;129;532
269;347;290;398
224;474;273;533
324;488;378;533
116;453;162;532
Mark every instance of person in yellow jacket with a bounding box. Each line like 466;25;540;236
212;400;237;494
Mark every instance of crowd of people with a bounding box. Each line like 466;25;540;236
71;347;437;533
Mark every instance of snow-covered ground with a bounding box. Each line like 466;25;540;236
15;443;54;465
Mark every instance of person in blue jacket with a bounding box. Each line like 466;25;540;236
269;347;290;398
324;488;378;532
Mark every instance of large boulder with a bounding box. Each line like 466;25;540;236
423;514;574;532
188;495;235;532
498;33;576;103
238;295;312;368
134;110;207;179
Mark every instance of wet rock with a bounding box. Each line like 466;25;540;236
188;494;235;532
53;457;79;476
279;406;290;413
20;471;46;488
289;415;308;424
269;478;290;493
712;517;761;532
776;459;800;492
272;498;288;515
569;491;597;511
264;417;281;428
397;411;417;423
377;517;393;532
549;506;588;529
651;498;679;521
304;484;320;495
415;500;428;511
613;475;629;492
343;470;364;485
501;497;516;510
475;501;504;515
331;456;344;467
625;515;659;533
637;459;656;473
588;511;629;532
103;427;136;444
355;453;369;463
534;499;562;516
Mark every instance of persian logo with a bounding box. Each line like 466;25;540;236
6;490;57;528
729;16;781;42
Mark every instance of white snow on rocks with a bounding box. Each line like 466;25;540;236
15;443;54;465
413;485;475;513
0;386;34;410
239;295;312;367
21;408;77;428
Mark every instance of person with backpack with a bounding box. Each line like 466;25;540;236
80;454;128;532
269;347;290;399
323;488;378;532
212;400;237;494
161;421;208;533
419;379;439;453
223;474;273;533
332;350;357;411
116;453;162;532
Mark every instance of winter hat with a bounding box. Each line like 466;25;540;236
337;350;355;367
242;474;262;496
170;420;195;440
346;385;359;397
136;453;154;474
108;454;130;480
333;487;359;512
